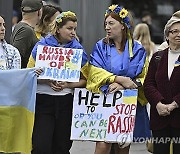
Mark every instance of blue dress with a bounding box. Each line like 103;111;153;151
87;39;151;140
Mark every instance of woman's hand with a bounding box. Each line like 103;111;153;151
57;81;69;89
115;76;137;89
35;68;43;76
50;81;63;92
108;82;124;93
167;101;179;112
156;102;170;116
50;81;69;92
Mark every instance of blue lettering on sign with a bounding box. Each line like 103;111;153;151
66;68;70;79
71;50;82;64
46;68;53;77
53;68;59;79
60;69;66;79
43;68;80;80
69;70;75;78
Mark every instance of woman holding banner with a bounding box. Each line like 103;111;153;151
27;11;88;154
86;5;150;154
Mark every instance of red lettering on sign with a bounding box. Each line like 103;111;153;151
39;54;45;60
42;46;48;54
108;115;136;134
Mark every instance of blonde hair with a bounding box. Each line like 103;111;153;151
133;23;155;56
35;5;62;37
50;11;77;38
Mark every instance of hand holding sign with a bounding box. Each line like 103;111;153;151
108;83;125;93
50;81;71;91
57;81;68;90
50;81;62;91
115;76;137;89
35;68;44;77
35;45;83;82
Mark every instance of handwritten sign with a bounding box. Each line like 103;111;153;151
71;88;138;145
35;45;83;82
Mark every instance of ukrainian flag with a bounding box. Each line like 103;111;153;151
123;89;138;104
0;68;37;154
175;60;180;67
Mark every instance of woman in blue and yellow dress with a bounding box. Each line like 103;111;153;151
86;5;151;154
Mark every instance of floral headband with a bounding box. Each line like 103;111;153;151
105;5;131;29
56;11;76;23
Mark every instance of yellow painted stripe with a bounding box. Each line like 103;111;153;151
0;106;34;154
123;96;137;104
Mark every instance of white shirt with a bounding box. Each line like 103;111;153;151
37;84;73;95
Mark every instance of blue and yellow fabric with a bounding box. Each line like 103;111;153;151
86;39;148;106
123;89;138;104
27;34;88;79
0;68;37;154
35;31;42;40
175;60;180;67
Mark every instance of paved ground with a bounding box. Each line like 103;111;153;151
70;141;151;154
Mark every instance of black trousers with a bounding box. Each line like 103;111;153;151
152;126;180;154
32;93;73;154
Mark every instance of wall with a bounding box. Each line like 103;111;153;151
59;0;111;55
0;0;13;43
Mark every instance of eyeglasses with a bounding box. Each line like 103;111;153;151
169;29;180;35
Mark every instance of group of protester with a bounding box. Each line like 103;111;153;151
0;0;180;153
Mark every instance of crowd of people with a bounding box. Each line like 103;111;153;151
0;0;180;153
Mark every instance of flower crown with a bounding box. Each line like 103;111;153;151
56;11;76;23
105;5;131;29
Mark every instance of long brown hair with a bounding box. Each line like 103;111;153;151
103;12;134;52
35;5;62;37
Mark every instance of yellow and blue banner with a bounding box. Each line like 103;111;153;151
0;68;37;154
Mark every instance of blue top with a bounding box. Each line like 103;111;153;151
90;39;146;78
88;39;147;94
87;39;151;139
